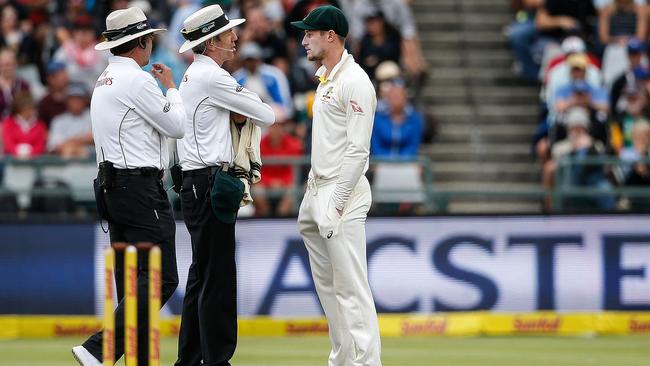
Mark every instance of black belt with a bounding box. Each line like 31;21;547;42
183;165;224;177
114;167;164;179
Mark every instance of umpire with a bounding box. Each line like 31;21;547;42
174;5;275;366
72;7;184;366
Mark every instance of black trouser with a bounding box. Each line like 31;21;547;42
84;174;179;365
175;172;237;366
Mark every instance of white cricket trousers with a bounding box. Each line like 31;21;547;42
298;175;382;366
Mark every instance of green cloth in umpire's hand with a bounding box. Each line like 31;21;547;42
210;170;244;224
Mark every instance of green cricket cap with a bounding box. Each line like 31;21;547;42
210;170;244;224
291;5;349;37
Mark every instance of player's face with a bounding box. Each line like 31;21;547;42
302;30;327;61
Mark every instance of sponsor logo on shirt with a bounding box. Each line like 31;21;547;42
350;100;364;114
95;78;113;88
236;85;244;92
95;71;113;88
320;86;334;102
183;74;188;82
163;102;171;113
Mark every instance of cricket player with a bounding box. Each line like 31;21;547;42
292;5;382;366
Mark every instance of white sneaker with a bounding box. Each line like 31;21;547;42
72;345;102;366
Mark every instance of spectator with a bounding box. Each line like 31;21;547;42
46;82;92;159
375;60;402;112
52;14;108;91
358;7;401;82
611;81;648;151
554;79;609;144
620;118;650;210
599;1;648;86
596;0;647;44
27;7;58;91
544;107;615;211
37;61;69;127
2;92;46;158
234;42;294;120
535;0;597;74
618;118;650;212
506;0;544;82
544;36;600;83
254;122;303;217
535;57;609;163
553;54;608;117
238;7;289;65
536;0;597;40
545;45;602;111
610;39;648;114
371;81;422;158
555;80;609;116
620;118;650;183
342;0;426;82
0;48;30;119
0;4;33;63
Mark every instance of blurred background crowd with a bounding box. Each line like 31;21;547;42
506;0;650;211
6;0;650;217
0;0;429;217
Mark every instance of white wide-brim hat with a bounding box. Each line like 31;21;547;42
95;7;165;51
179;5;245;53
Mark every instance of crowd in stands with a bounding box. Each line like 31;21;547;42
507;0;650;211
0;0;428;217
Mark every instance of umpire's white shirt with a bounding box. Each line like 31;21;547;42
177;54;275;171
311;50;377;210
91;56;185;169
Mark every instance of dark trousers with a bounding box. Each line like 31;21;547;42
84;174;179;365
175;173;237;366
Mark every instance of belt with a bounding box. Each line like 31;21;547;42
183;165;224;177
114;167;163;179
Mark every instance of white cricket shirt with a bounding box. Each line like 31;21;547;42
177;54;275;171
91;56;185;169
311;50;377;211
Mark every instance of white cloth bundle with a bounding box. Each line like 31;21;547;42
230;118;262;206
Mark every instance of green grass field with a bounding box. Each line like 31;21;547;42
1;336;648;365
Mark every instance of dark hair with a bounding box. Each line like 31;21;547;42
110;37;142;55
191;33;223;54
192;41;207;54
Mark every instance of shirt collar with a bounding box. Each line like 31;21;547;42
315;49;352;84
109;55;142;69
194;54;220;67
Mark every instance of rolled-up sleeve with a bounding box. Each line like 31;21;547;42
132;76;185;138
210;73;276;127
331;78;377;211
